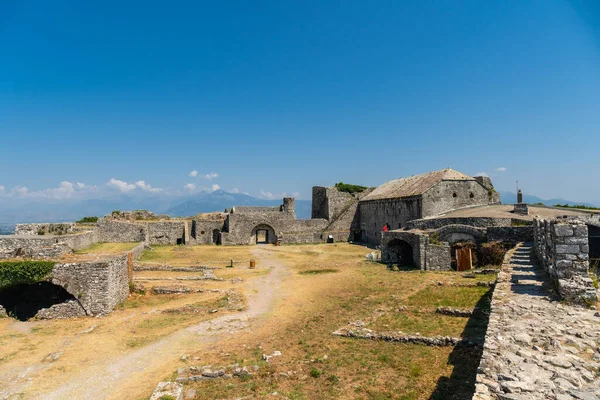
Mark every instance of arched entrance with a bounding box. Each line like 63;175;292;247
386;239;414;267
251;224;277;245
0;282;79;321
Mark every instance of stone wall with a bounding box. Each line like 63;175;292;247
50;251;132;316
96;219;146;243
435;224;486;243
311;186;356;221
533;218;597;306
421;180;499;217
0;231;97;259
381;230;428;269
426;244;452;271
15;223;75;236
191;220;225;245
359;197;422;245
487;226;533;242
147;221;186;245
406;217;513;230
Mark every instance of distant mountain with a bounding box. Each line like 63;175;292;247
0;190;312;223
499;191;598;208
165;190;312;219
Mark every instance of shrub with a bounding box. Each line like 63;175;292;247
479;242;507;267
334;182;367;194
310;367;321;378
76;216;99;223
0;261;56;288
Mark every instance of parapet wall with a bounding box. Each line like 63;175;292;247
533;218;597;306
0;231;97;259
96;219;146;243
406;217;513;230
15;223;75;236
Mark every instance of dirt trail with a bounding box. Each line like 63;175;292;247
33;247;287;400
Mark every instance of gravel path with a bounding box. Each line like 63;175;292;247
36;247;287;400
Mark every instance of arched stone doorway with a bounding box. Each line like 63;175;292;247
0;282;80;321
386;239;414;267
251;224;277;244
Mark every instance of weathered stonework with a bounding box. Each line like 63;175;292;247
473;244;600;400
533;217;597;306
381;230;451;270
15;223;75;236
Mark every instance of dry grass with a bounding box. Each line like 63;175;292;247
73;242;140;255
0;243;494;400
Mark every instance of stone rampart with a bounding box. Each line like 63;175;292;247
0;231;97;259
192;220;225;244
15;223;76;236
96;219;146;243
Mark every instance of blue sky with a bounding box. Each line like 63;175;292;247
1;0;600;203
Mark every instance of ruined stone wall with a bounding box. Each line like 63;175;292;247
147;221;186;245
311;186;355;221
0;231;97;259
191;220;225;245
426;244;452;271
221;212;328;245
96;219;147;243
533;218;597;306
50;252;131;316
15;223;75;236
487;226;533;242
421;180;499;217
359;197;422;245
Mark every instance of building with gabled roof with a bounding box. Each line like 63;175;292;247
357;168;500;244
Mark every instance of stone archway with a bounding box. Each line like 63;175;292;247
385;239;415;267
251;224;277;245
436;224;486;244
0;282;83;321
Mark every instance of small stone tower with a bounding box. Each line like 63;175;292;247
283;197;295;214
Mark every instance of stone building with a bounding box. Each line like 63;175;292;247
357;169;500;245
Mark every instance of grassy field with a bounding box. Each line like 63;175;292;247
72;242;140;255
168;243;494;400
0;243;496;400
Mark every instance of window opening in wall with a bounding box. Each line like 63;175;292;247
201;231;205;234
176;238;183;245
469;192;474;198
452;193;457;198
588;225;600;271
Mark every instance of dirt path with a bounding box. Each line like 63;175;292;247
34;247;287;400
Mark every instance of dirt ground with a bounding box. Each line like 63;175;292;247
0;243;494;400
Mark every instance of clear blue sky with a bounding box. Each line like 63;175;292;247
1;0;600;202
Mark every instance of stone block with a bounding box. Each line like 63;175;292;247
553;225;573;237
555;260;573;269
555;244;580;254
580;245;589;253
564;237;588;245
574;225;588;236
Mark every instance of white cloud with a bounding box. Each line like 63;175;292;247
12;186;29;196
107;178;136;193
189;170;198;177
0;186;4;193
204;172;219;180
230;188;240;193
135;180;162;193
184;183;196;192
211;184;220;192
292;192;300;197
475;172;489;177
495;167;507;172
260;189;275;199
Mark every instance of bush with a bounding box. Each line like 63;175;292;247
76;216;98;223
334;182;367;194
479;242;507;267
310;368;321;378
0;261;56;288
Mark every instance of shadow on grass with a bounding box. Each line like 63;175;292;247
429;287;493;400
